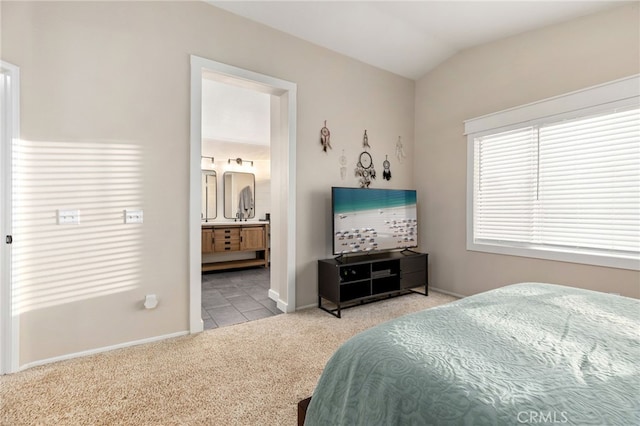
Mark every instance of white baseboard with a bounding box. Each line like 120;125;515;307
268;288;278;301
296;303;316;311
429;286;466;299
19;330;189;372
268;289;288;313
293;288;464;312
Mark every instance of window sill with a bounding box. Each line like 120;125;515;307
467;241;639;271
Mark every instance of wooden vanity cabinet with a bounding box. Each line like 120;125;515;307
202;228;214;254
241;227;266;251
214;227;241;252
201;223;269;272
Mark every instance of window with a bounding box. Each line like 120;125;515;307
465;76;640;270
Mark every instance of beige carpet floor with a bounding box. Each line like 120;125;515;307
0;290;457;425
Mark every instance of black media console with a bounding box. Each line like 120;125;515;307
317;251;428;318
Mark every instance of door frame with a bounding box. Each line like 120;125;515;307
189;56;297;332
1;60;20;374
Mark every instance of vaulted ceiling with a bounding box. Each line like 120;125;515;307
210;1;627;80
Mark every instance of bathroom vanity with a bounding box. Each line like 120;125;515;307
201;222;269;272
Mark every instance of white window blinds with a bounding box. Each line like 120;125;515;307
474;127;538;245
472;106;640;263
537;108;640;255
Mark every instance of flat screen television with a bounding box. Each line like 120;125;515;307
332;187;418;255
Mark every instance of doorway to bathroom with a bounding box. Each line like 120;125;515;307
200;75;279;329
189;56;297;333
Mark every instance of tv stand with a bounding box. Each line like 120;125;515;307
318;251;428;318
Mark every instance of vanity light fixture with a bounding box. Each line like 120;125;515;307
201;156;215;170
228;157;254;167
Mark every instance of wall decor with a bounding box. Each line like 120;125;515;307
355;150;376;188
383;155;392;181
395;136;406;162
227;157;254;167
339;149;347;180
362;129;370;149
320;120;332;152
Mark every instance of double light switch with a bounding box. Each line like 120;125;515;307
125;210;144;224
57;209;80;225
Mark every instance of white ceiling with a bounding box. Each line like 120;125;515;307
201;78;271;145
201;78;272;162
210;1;628;80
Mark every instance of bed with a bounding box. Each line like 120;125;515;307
303;283;639;425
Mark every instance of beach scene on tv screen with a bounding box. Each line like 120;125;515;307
333;188;417;254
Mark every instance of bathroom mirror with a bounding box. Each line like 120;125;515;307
201;170;217;221
224;172;255;220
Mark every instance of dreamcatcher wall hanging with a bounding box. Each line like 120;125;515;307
355;129;376;187
339;149;347;180
320;120;332;152
395;136;405;162
383;155;391;181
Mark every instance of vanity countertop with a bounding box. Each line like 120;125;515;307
201;221;269;228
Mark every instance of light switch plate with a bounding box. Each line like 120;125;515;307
125;210;143;224
58;209;80;225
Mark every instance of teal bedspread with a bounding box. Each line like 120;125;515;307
305;283;640;425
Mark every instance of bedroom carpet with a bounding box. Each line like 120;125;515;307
0;290;456;425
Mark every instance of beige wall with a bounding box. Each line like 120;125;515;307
415;3;640;298
4;0;636;367
1;1;415;365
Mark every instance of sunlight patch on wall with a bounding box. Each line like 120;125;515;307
12;140;144;314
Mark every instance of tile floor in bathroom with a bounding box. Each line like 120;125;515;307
201;267;282;330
